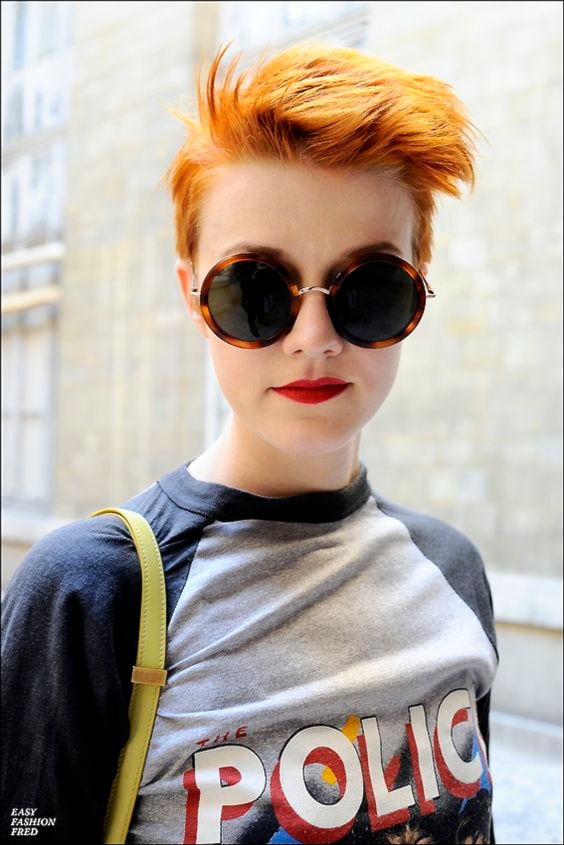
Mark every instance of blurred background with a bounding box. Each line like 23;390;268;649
1;2;562;841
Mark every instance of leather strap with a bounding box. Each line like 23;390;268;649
91;508;167;845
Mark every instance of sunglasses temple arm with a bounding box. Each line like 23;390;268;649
423;277;436;298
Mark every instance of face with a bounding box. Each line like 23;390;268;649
177;159;421;459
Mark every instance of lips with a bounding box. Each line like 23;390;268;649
272;378;350;404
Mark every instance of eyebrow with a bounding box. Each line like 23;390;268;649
220;241;406;277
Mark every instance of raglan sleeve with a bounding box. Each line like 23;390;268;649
1;517;141;843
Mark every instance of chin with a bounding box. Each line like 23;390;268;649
265;419;360;458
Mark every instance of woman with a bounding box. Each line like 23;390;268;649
2;43;497;844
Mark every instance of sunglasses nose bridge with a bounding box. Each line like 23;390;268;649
293;285;336;333
297;286;331;297
285;282;344;350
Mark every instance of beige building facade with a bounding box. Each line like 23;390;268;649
2;1;562;726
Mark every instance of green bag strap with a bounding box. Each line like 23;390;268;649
91;507;167;845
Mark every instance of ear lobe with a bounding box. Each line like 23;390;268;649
175;258;208;337
175;258;194;305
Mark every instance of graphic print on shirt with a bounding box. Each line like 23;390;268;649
181;688;492;844
121;477;497;845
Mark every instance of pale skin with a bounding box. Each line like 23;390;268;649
176;159;428;497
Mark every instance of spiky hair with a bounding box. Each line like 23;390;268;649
164;42;477;266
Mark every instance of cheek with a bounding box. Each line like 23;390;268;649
360;346;402;398
208;338;270;399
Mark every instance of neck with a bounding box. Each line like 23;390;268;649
189;414;362;497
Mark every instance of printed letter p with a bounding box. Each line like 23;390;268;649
183;745;266;844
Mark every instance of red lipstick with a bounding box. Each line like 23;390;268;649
272;378;349;404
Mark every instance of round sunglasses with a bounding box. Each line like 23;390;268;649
190;252;435;349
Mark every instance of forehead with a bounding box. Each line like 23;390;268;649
196;160;416;269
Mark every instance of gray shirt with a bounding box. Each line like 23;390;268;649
1;461;497;845
128;464;497;844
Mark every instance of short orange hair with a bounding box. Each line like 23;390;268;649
164;43;477;267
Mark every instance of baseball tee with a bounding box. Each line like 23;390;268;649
1;461;498;844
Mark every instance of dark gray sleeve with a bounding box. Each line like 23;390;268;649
1;517;141;843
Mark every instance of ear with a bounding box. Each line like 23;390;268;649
175;258;208;338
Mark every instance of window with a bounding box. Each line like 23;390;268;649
2;145;67;248
3;84;24;143
1;304;57;511
12;1;28;70
36;2;74;57
220;1;368;51
34;91;43;132
2;0;71;515
1;263;60;513
29;152;53;240
1;176;21;247
37;2;58;56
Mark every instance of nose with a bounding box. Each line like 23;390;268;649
281;287;344;358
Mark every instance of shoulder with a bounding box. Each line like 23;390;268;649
1;514;143;723
375;493;484;570
3;514;142;620
3;466;211;622
372;491;497;652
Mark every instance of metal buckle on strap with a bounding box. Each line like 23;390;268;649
131;665;168;687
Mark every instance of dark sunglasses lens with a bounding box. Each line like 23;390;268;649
207;261;291;342
335;261;420;343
